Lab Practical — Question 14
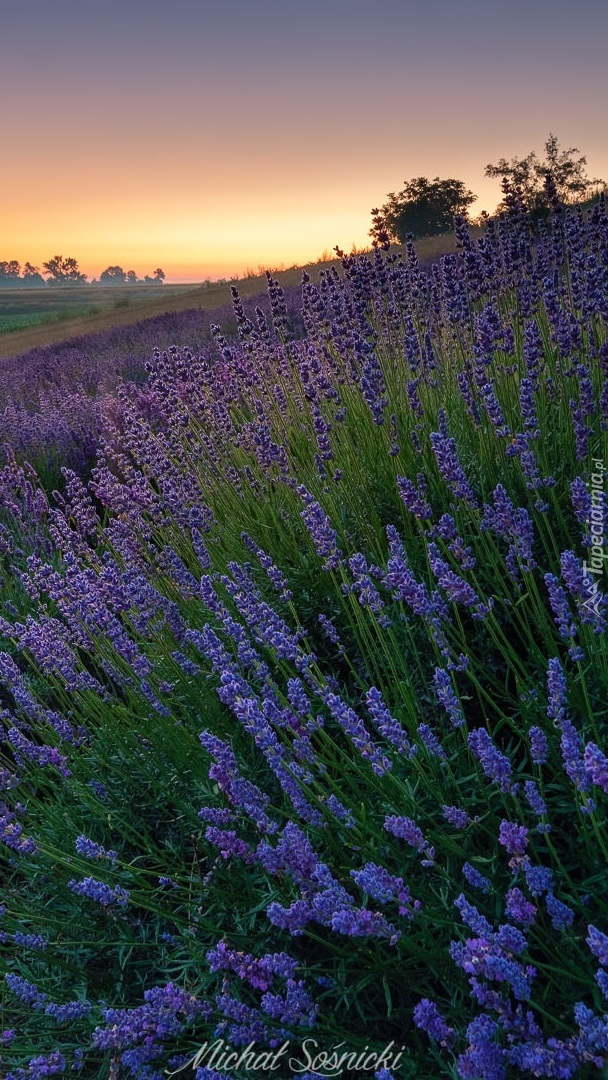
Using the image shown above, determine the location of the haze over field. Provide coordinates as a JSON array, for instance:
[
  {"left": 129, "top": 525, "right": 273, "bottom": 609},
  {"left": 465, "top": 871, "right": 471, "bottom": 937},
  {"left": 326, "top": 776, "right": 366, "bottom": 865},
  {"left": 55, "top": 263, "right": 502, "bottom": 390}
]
[{"left": 2, "top": 0, "right": 608, "bottom": 282}]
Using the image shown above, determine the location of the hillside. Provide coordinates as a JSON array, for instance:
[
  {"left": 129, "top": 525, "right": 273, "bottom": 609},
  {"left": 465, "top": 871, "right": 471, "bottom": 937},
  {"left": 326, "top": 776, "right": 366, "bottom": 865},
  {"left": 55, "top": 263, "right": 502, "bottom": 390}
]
[{"left": 0, "top": 231, "right": 471, "bottom": 360}]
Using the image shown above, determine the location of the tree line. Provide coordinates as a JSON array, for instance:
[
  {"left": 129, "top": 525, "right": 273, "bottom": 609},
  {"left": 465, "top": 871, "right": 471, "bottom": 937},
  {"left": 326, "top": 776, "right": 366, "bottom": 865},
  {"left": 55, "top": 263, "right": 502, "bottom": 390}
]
[
  {"left": 0, "top": 255, "right": 165, "bottom": 288},
  {"left": 370, "top": 133, "right": 606, "bottom": 245}
]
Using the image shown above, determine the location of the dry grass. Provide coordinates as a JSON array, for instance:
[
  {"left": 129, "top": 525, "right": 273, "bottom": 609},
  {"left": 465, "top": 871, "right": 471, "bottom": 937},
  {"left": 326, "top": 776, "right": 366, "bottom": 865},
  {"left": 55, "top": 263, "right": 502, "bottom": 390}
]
[{"left": 0, "top": 230, "right": 476, "bottom": 360}]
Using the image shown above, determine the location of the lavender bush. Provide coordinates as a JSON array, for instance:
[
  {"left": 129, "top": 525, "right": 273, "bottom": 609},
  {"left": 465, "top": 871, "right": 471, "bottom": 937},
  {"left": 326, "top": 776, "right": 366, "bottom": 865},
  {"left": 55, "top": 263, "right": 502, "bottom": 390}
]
[{"left": 0, "top": 201, "right": 607, "bottom": 1078}]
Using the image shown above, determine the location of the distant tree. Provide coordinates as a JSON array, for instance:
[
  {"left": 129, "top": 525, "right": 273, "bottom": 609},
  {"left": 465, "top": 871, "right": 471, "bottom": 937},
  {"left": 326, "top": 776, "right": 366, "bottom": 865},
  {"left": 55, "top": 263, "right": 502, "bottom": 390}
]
[
  {"left": 126, "top": 270, "right": 139, "bottom": 284},
  {"left": 485, "top": 133, "right": 603, "bottom": 216},
  {"left": 100, "top": 265, "right": 127, "bottom": 286},
  {"left": 370, "top": 177, "right": 477, "bottom": 244},
  {"left": 143, "top": 268, "right": 165, "bottom": 284},
  {"left": 22, "top": 262, "right": 46, "bottom": 287},
  {"left": 43, "top": 255, "right": 87, "bottom": 286},
  {"left": 0, "top": 260, "right": 22, "bottom": 286}
]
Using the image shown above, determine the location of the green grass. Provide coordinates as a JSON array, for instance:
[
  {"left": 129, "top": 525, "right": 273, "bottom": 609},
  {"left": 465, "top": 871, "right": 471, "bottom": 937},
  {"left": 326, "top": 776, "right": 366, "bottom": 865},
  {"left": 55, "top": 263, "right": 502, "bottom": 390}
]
[
  {"left": 0, "top": 313, "right": 51, "bottom": 333},
  {"left": 0, "top": 284, "right": 194, "bottom": 336}
]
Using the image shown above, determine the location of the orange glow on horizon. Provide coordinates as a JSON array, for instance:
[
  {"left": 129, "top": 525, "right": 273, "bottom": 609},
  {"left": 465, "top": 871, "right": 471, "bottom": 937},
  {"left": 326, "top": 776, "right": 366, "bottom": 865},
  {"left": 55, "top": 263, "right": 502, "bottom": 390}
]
[{"left": 2, "top": 176, "right": 511, "bottom": 284}]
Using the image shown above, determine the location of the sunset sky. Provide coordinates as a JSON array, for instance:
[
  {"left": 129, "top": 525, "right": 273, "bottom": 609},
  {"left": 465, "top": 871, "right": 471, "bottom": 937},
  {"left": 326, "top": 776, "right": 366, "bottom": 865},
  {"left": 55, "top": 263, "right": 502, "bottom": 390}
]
[{"left": 2, "top": 0, "right": 607, "bottom": 282}]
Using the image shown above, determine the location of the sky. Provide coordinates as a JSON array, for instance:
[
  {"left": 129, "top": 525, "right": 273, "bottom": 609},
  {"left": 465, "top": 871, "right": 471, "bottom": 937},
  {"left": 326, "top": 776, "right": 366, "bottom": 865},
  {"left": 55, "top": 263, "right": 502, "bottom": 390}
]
[{"left": 2, "top": 0, "right": 607, "bottom": 282}]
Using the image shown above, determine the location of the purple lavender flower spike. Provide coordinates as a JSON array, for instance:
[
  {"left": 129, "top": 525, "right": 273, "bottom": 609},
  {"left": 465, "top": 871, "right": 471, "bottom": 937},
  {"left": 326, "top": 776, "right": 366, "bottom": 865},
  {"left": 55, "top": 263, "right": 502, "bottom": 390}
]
[
  {"left": 413, "top": 999, "right": 455, "bottom": 1048},
  {"left": 523, "top": 780, "right": 547, "bottom": 818},
  {"left": 528, "top": 726, "right": 548, "bottom": 765},
  {"left": 297, "top": 487, "right": 342, "bottom": 570},
  {"left": 397, "top": 474, "right": 433, "bottom": 520},
  {"left": 506, "top": 888, "right": 536, "bottom": 927},
  {"left": 433, "top": 667, "right": 465, "bottom": 727},
  {"left": 468, "top": 728, "right": 515, "bottom": 793},
  {"left": 429, "top": 419, "right": 478, "bottom": 506},
  {"left": 365, "top": 686, "right": 413, "bottom": 755},
  {"left": 462, "top": 862, "right": 492, "bottom": 893},
  {"left": 587, "top": 925, "right": 608, "bottom": 965},
  {"left": 67, "top": 876, "right": 129, "bottom": 908},
  {"left": 442, "top": 805, "right": 471, "bottom": 829},
  {"left": 546, "top": 657, "right": 568, "bottom": 726},
  {"left": 498, "top": 820, "right": 529, "bottom": 859},
  {"left": 545, "top": 893, "right": 575, "bottom": 932},
  {"left": 417, "top": 722, "right": 448, "bottom": 762}
]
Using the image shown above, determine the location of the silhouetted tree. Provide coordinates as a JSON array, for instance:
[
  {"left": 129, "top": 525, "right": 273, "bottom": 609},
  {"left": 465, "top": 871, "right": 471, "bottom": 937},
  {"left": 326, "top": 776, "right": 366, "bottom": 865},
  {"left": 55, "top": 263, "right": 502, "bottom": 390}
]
[
  {"left": 143, "top": 268, "right": 165, "bottom": 284},
  {"left": 485, "top": 133, "right": 603, "bottom": 216},
  {"left": 0, "top": 260, "right": 22, "bottom": 286},
  {"left": 370, "top": 177, "right": 477, "bottom": 244},
  {"left": 100, "top": 265, "right": 127, "bottom": 286},
  {"left": 43, "top": 255, "right": 87, "bottom": 286},
  {"left": 22, "top": 262, "right": 45, "bottom": 287}
]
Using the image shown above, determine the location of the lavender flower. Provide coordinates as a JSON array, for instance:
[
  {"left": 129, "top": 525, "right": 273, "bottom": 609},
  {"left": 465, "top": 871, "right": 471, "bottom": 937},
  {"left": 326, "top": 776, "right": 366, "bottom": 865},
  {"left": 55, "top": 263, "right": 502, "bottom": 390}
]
[
  {"left": 365, "top": 686, "right": 413, "bottom": 755},
  {"left": 545, "top": 893, "right": 575, "bottom": 932},
  {"left": 323, "top": 690, "right": 391, "bottom": 774},
  {"left": 547, "top": 657, "right": 568, "bottom": 726},
  {"left": 442, "top": 805, "right": 471, "bottom": 829},
  {"left": 417, "top": 722, "right": 448, "bottom": 763},
  {"left": 468, "top": 728, "right": 515, "bottom": 793},
  {"left": 528, "top": 726, "right": 548, "bottom": 765},
  {"left": 498, "top": 820, "right": 529, "bottom": 858},
  {"left": 545, "top": 573, "right": 579, "bottom": 654},
  {"left": 462, "top": 862, "right": 492, "bottom": 893},
  {"left": 523, "top": 862, "right": 554, "bottom": 897},
  {"left": 297, "top": 487, "right": 342, "bottom": 570},
  {"left": 428, "top": 542, "right": 491, "bottom": 618},
  {"left": 523, "top": 780, "right": 547, "bottom": 818},
  {"left": 397, "top": 474, "right": 433, "bottom": 519},
  {"left": 506, "top": 888, "right": 537, "bottom": 927},
  {"left": 587, "top": 925, "right": 608, "bottom": 965},
  {"left": 75, "top": 835, "right": 117, "bottom": 863},
  {"left": 5, "top": 974, "right": 47, "bottom": 1008},
  {"left": 429, "top": 418, "right": 477, "bottom": 506},
  {"left": 207, "top": 942, "right": 298, "bottom": 990},
  {"left": 481, "top": 484, "right": 537, "bottom": 578},
  {"left": 384, "top": 815, "right": 427, "bottom": 852},
  {"left": 433, "top": 667, "right": 465, "bottom": 727},
  {"left": 351, "top": 862, "right": 419, "bottom": 918},
  {"left": 67, "top": 876, "right": 129, "bottom": 908},
  {"left": 583, "top": 742, "right": 608, "bottom": 793},
  {"left": 413, "top": 999, "right": 455, "bottom": 1048}
]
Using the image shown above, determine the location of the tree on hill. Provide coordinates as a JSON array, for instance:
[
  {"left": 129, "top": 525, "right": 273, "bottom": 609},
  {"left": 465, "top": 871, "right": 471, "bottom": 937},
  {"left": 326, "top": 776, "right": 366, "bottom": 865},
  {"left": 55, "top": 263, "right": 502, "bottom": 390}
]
[
  {"left": 43, "top": 255, "right": 87, "bottom": 286},
  {"left": 485, "top": 133, "right": 603, "bottom": 216},
  {"left": 370, "top": 176, "right": 477, "bottom": 245}
]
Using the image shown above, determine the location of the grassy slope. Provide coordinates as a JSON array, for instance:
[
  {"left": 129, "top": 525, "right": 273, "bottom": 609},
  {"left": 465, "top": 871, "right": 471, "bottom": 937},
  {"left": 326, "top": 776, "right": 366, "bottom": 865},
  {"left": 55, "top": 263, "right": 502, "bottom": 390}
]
[{"left": 0, "top": 230, "right": 475, "bottom": 360}]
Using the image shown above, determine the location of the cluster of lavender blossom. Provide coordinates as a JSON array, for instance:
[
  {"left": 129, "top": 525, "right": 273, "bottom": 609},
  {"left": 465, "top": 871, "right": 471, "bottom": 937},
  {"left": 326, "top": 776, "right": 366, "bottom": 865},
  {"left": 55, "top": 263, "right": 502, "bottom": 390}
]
[{"left": 0, "top": 198, "right": 607, "bottom": 1078}]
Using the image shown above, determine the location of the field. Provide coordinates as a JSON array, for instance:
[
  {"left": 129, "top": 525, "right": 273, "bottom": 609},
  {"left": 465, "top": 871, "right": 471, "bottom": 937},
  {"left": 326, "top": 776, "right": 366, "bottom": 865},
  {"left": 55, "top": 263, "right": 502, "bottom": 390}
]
[
  {"left": 0, "top": 205, "right": 607, "bottom": 1079},
  {"left": 0, "top": 283, "right": 203, "bottom": 356},
  {"left": 0, "top": 231, "right": 476, "bottom": 360}
]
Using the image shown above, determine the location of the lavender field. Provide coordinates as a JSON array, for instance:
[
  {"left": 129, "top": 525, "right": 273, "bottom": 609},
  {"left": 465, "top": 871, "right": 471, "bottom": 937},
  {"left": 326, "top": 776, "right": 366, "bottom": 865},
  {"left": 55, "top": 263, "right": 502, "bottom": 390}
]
[
  {"left": 1, "top": 201, "right": 608, "bottom": 1079},
  {"left": 0, "top": 286, "right": 305, "bottom": 487}
]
